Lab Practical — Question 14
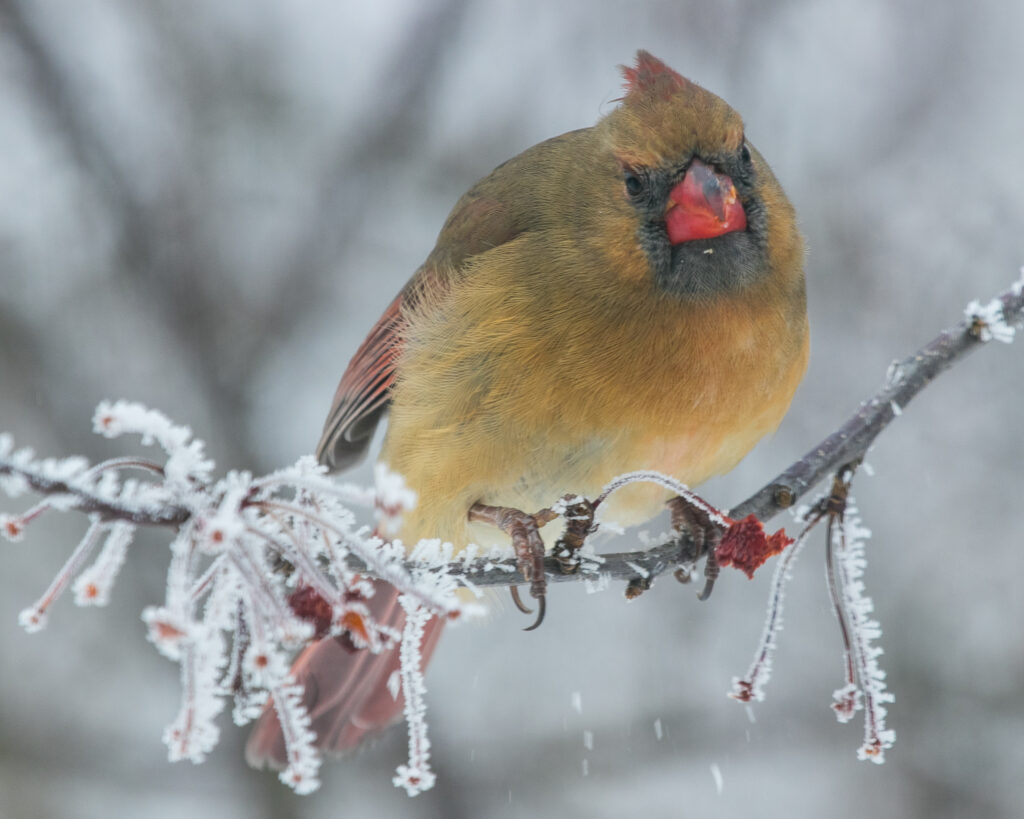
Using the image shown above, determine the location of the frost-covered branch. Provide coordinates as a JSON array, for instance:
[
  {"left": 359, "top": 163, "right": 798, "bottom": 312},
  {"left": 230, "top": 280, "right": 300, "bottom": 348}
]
[
  {"left": 1, "top": 401, "right": 479, "bottom": 795},
  {"left": 442, "top": 271, "right": 1024, "bottom": 588},
  {"left": 1, "top": 271, "right": 1020, "bottom": 793}
]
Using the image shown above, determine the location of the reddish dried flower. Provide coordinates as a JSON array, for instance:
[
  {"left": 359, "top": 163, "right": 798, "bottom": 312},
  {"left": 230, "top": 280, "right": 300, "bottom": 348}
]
[
  {"left": 716, "top": 514, "right": 793, "bottom": 579},
  {"left": 153, "top": 620, "right": 186, "bottom": 642},
  {"left": 340, "top": 611, "right": 369, "bottom": 644},
  {"left": 860, "top": 740, "right": 883, "bottom": 758},
  {"left": 288, "top": 586, "right": 332, "bottom": 640},
  {"left": 831, "top": 683, "right": 860, "bottom": 723},
  {"left": 729, "top": 679, "right": 755, "bottom": 703}
]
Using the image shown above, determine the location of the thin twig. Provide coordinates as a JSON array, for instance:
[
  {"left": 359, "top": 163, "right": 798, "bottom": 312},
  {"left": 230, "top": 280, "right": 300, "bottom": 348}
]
[{"left": 0, "top": 461, "right": 190, "bottom": 527}]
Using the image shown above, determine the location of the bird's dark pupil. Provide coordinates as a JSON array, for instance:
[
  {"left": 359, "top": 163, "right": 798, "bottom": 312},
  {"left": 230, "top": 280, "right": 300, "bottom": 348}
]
[
  {"left": 741, "top": 145, "right": 751, "bottom": 163},
  {"left": 625, "top": 174, "right": 643, "bottom": 195}
]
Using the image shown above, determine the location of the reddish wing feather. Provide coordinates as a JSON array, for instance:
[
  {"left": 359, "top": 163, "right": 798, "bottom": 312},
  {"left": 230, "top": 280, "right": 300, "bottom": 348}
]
[
  {"left": 316, "top": 189, "right": 523, "bottom": 473},
  {"left": 245, "top": 580, "right": 445, "bottom": 766},
  {"left": 316, "top": 293, "right": 404, "bottom": 471}
]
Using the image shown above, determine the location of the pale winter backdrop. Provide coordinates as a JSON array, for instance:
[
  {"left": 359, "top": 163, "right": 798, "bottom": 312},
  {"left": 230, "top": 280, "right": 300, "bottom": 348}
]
[{"left": 1, "top": 1, "right": 1022, "bottom": 817}]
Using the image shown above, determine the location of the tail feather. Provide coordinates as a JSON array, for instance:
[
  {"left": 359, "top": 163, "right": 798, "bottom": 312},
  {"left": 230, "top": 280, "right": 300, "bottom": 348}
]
[{"left": 245, "top": 579, "right": 445, "bottom": 769}]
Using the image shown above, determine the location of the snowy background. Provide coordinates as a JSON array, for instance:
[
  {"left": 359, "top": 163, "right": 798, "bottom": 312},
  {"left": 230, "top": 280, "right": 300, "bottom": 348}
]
[{"left": 1, "top": 1, "right": 1023, "bottom": 817}]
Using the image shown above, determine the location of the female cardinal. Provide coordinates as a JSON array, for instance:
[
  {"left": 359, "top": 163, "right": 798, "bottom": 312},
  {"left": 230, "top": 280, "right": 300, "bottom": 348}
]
[{"left": 247, "top": 51, "right": 807, "bottom": 766}]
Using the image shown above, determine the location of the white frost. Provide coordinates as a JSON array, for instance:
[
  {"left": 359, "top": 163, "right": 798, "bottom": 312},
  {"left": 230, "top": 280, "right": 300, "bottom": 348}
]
[
  {"left": 3, "top": 401, "right": 476, "bottom": 797},
  {"left": 965, "top": 297, "right": 1016, "bottom": 344}
]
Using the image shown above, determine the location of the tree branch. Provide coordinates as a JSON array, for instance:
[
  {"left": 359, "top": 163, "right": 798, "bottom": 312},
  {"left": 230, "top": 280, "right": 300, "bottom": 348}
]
[
  {"left": 2, "top": 276, "right": 1021, "bottom": 589},
  {"left": 441, "top": 275, "right": 1024, "bottom": 587}
]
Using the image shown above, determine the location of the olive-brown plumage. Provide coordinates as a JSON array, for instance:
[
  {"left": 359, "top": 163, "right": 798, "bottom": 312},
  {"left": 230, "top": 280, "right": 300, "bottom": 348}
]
[{"left": 248, "top": 51, "right": 807, "bottom": 767}]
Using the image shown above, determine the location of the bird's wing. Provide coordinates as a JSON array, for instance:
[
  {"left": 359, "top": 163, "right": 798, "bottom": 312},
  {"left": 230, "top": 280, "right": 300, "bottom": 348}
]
[
  {"left": 315, "top": 289, "right": 404, "bottom": 471},
  {"left": 315, "top": 186, "right": 527, "bottom": 471},
  {"left": 245, "top": 579, "right": 445, "bottom": 765}
]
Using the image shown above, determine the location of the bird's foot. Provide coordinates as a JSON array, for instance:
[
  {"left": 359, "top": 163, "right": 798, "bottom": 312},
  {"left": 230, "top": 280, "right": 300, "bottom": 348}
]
[
  {"left": 667, "top": 494, "right": 725, "bottom": 600},
  {"left": 551, "top": 495, "right": 595, "bottom": 574},
  {"left": 468, "top": 502, "right": 549, "bottom": 630}
]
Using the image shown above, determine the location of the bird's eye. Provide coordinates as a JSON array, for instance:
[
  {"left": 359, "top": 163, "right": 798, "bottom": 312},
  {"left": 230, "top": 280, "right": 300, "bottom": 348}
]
[
  {"left": 740, "top": 143, "right": 752, "bottom": 164},
  {"left": 624, "top": 172, "right": 644, "bottom": 197}
]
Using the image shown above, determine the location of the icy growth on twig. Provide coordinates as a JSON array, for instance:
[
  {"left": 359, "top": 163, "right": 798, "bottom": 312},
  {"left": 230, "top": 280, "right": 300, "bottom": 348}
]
[
  {"left": 1, "top": 401, "right": 476, "bottom": 796},
  {"left": 965, "top": 297, "right": 1016, "bottom": 343},
  {"left": 375, "top": 462, "right": 418, "bottom": 537},
  {"left": 19, "top": 519, "right": 106, "bottom": 632},
  {"left": 392, "top": 595, "right": 436, "bottom": 796},
  {"left": 163, "top": 623, "right": 227, "bottom": 764},
  {"left": 728, "top": 519, "right": 813, "bottom": 703},
  {"left": 73, "top": 522, "right": 134, "bottom": 606},
  {"left": 830, "top": 499, "right": 895, "bottom": 763},
  {"left": 93, "top": 400, "right": 214, "bottom": 488},
  {"left": 595, "top": 470, "right": 729, "bottom": 527},
  {"left": 730, "top": 480, "right": 895, "bottom": 764},
  {"left": 270, "top": 676, "right": 321, "bottom": 795}
]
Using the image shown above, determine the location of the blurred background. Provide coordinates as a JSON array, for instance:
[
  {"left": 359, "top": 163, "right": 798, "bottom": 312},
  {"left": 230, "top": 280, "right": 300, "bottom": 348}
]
[{"left": 1, "top": 1, "right": 1022, "bottom": 817}]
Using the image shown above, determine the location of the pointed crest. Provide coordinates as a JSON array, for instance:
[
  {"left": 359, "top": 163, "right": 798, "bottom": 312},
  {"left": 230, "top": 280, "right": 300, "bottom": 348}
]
[{"left": 621, "top": 50, "right": 688, "bottom": 99}]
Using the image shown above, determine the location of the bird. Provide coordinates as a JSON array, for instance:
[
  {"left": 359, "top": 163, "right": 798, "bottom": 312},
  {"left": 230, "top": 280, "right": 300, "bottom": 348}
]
[{"left": 246, "top": 50, "right": 807, "bottom": 767}]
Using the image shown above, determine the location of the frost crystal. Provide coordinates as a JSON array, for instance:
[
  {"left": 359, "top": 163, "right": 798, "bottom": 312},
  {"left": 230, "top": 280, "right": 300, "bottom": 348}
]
[
  {"left": 965, "top": 297, "right": 1016, "bottom": 344},
  {"left": 270, "top": 677, "right": 321, "bottom": 795},
  {"left": 163, "top": 624, "right": 227, "bottom": 764},
  {"left": 93, "top": 400, "right": 214, "bottom": 488},
  {"left": 595, "top": 470, "right": 729, "bottom": 527},
  {"left": 73, "top": 522, "right": 134, "bottom": 606},
  {"left": 831, "top": 500, "right": 895, "bottom": 763},
  {"left": 728, "top": 526, "right": 810, "bottom": 703},
  {"left": 392, "top": 596, "right": 436, "bottom": 797}
]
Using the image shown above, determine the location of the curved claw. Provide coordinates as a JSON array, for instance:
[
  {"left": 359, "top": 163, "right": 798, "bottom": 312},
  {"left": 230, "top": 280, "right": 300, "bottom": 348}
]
[
  {"left": 697, "top": 548, "right": 720, "bottom": 601},
  {"left": 696, "top": 577, "right": 716, "bottom": 601},
  {"left": 522, "top": 594, "right": 546, "bottom": 632},
  {"left": 509, "top": 585, "right": 533, "bottom": 614}
]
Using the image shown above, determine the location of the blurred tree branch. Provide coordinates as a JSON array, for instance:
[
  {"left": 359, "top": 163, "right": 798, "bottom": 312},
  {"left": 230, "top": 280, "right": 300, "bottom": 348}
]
[{"left": 0, "top": 0, "right": 468, "bottom": 473}]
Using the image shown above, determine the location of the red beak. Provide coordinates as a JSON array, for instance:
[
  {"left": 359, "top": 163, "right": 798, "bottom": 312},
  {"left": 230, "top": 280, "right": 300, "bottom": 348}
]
[{"left": 665, "top": 159, "right": 747, "bottom": 244}]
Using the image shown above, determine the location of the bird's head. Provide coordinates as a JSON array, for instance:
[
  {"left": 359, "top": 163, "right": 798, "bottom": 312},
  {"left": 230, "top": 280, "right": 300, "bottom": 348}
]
[{"left": 588, "top": 50, "right": 802, "bottom": 301}]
